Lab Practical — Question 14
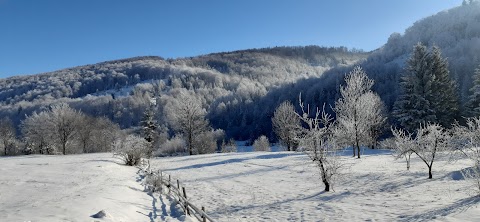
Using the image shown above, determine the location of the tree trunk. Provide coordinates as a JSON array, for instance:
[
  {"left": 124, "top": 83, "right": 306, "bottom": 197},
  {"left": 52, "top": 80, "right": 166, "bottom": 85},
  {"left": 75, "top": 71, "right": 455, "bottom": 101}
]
[
  {"left": 323, "top": 180, "right": 330, "bottom": 192},
  {"left": 356, "top": 141, "right": 360, "bottom": 159},
  {"left": 406, "top": 154, "right": 411, "bottom": 170},
  {"left": 428, "top": 165, "right": 433, "bottom": 179},
  {"left": 188, "top": 133, "right": 193, "bottom": 155},
  {"left": 352, "top": 144, "right": 355, "bottom": 157}
]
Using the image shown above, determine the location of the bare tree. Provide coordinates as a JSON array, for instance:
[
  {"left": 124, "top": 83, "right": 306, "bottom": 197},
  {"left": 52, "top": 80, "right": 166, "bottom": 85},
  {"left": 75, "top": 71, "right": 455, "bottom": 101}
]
[
  {"left": 272, "top": 101, "right": 301, "bottom": 151},
  {"left": 21, "top": 111, "right": 55, "bottom": 154},
  {"left": 0, "top": 117, "right": 16, "bottom": 156},
  {"left": 452, "top": 117, "right": 480, "bottom": 194},
  {"left": 296, "top": 97, "right": 341, "bottom": 192},
  {"left": 168, "top": 93, "right": 210, "bottom": 155},
  {"left": 391, "top": 127, "right": 415, "bottom": 170},
  {"left": 392, "top": 123, "right": 449, "bottom": 179},
  {"left": 50, "top": 103, "right": 83, "bottom": 155},
  {"left": 334, "top": 66, "right": 386, "bottom": 158}
]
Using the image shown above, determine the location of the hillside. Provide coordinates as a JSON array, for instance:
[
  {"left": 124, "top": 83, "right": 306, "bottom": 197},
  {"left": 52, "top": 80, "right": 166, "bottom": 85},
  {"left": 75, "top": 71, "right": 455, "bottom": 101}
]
[{"left": 0, "top": 46, "right": 367, "bottom": 139}]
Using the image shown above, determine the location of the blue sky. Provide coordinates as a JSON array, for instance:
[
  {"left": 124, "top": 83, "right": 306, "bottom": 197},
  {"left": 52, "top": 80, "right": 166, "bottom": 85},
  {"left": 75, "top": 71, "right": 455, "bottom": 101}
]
[{"left": 0, "top": 0, "right": 461, "bottom": 78}]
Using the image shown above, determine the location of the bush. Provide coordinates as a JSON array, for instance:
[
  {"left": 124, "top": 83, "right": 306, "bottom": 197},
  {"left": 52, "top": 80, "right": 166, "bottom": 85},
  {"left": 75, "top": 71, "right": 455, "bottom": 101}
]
[
  {"left": 221, "top": 138, "right": 237, "bottom": 153},
  {"left": 253, "top": 135, "right": 270, "bottom": 152},
  {"left": 114, "top": 135, "right": 149, "bottom": 166},
  {"left": 155, "top": 136, "right": 186, "bottom": 156},
  {"left": 195, "top": 131, "right": 217, "bottom": 154}
]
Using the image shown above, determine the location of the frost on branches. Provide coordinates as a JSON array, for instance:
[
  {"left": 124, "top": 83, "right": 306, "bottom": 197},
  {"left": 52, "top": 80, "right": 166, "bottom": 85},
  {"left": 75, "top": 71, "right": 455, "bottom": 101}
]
[
  {"left": 295, "top": 96, "right": 342, "bottom": 192},
  {"left": 392, "top": 123, "right": 449, "bottom": 179},
  {"left": 452, "top": 117, "right": 480, "bottom": 194},
  {"left": 114, "top": 134, "right": 150, "bottom": 166}
]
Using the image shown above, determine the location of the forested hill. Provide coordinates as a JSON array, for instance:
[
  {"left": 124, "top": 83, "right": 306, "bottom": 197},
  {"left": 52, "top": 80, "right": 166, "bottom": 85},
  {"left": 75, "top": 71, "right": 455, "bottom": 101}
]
[{"left": 0, "top": 46, "right": 367, "bottom": 139}]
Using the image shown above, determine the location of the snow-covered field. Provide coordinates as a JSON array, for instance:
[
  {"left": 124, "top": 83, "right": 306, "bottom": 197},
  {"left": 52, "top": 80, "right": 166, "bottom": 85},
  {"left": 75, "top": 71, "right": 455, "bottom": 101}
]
[
  {"left": 0, "top": 153, "right": 190, "bottom": 222},
  {"left": 1, "top": 150, "right": 479, "bottom": 221},
  {"left": 151, "top": 150, "right": 480, "bottom": 221}
]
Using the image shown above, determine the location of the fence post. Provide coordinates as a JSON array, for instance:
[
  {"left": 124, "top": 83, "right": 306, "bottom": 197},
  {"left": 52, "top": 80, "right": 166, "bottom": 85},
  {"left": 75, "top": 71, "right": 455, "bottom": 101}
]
[
  {"left": 177, "top": 179, "right": 181, "bottom": 203},
  {"left": 182, "top": 187, "right": 190, "bottom": 215},
  {"left": 168, "top": 175, "right": 171, "bottom": 193},
  {"left": 159, "top": 171, "right": 163, "bottom": 193},
  {"left": 202, "top": 206, "right": 206, "bottom": 222}
]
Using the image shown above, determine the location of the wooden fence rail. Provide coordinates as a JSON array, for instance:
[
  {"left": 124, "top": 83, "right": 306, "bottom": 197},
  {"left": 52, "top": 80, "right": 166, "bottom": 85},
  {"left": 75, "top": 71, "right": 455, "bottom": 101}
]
[{"left": 142, "top": 161, "right": 216, "bottom": 222}]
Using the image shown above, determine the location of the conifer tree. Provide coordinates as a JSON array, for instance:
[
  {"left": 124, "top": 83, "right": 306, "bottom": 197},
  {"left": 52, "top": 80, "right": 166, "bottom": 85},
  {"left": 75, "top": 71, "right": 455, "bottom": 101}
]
[
  {"left": 429, "top": 45, "right": 459, "bottom": 127},
  {"left": 467, "top": 65, "right": 480, "bottom": 116},
  {"left": 393, "top": 43, "right": 458, "bottom": 132},
  {"left": 393, "top": 43, "right": 436, "bottom": 132},
  {"left": 141, "top": 105, "right": 157, "bottom": 157}
]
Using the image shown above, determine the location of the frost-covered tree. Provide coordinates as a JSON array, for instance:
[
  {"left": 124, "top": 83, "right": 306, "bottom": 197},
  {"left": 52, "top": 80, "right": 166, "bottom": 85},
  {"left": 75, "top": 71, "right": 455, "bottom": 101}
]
[
  {"left": 295, "top": 97, "right": 341, "bottom": 192},
  {"left": 168, "top": 93, "right": 210, "bottom": 155},
  {"left": 50, "top": 103, "right": 83, "bottom": 155},
  {"left": 452, "top": 117, "right": 480, "bottom": 194},
  {"left": 0, "top": 117, "right": 16, "bottom": 156},
  {"left": 21, "top": 111, "right": 55, "bottom": 154},
  {"left": 253, "top": 135, "right": 270, "bottom": 152},
  {"left": 393, "top": 43, "right": 436, "bottom": 132},
  {"left": 391, "top": 127, "right": 415, "bottom": 170},
  {"left": 429, "top": 46, "right": 459, "bottom": 127},
  {"left": 141, "top": 105, "right": 157, "bottom": 157},
  {"left": 272, "top": 101, "right": 300, "bottom": 151},
  {"left": 334, "top": 66, "right": 386, "bottom": 158},
  {"left": 393, "top": 43, "right": 459, "bottom": 132},
  {"left": 466, "top": 65, "right": 480, "bottom": 116},
  {"left": 392, "top": 123, "right": 449, "bottom": 179}
]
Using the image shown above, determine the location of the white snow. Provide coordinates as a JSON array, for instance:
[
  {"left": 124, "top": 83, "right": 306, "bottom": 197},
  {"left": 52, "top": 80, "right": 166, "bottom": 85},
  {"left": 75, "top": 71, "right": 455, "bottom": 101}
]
[
  {"left": 150, "top": 149, "right": 480, "bottom": 221},
  {"left": 1, "top": 150, "right": 479, "bottom": 221},
  {"left": 0, "top": 153, "right": 194, "bottom": 222}
]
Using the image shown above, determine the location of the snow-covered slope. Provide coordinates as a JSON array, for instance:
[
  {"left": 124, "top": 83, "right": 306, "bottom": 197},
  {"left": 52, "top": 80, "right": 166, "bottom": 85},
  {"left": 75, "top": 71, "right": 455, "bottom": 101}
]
[
  {"left": 0, "top": 154, "right": 192, "bottom": 222},
  {"left": 150, "top": 150, "right": 480, "bottom": 221},
  {"left": 1, "top": 151, "right": 479, "bottom": 221}
]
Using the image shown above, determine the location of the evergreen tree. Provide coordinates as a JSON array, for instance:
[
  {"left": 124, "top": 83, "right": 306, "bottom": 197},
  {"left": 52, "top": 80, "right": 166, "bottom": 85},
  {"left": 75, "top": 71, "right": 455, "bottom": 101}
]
[
  {"left": 393, "top": 43, "right": 436, "bottom": 132},
  {"left": 467, "top": 65, "right": 480, "bottom": 116},
  {"left": 393, "top": 43, "right": 458, "bottom": 132},
  {"left": 141, "top": 105, "right": 157, "bottom": 157},
  {"left": 429, "top": 45, "right": 459, "bottom": 127}
]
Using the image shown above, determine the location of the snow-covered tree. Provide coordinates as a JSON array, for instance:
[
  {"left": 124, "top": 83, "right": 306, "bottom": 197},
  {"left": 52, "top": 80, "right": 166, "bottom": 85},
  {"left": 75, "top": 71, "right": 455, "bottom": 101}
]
[
  {"left": 452, "top": 117, "right": 480, "bottom": 194},
  {"left": 168, "top": 93, "right": 210, "bottom": 155},
  {"left": 50, "top": 103, "right": 83, "bottom": 155},
  {"left": 0, "top": 117, "right": 16, "bottom": 156},
  {"left": 272, "top": 101, "right": 301, "bottom": 151},
  {"left": 393, "top": 43, "right": 436, "bottom": 132},
  {"left": 429, "top": 45, "right": 459, "bottom": 127},
  {"left": 334, "top": 66, "right": 386, "bottom": 158},
  {"left": 295, "top": 97, "right": 341, "bottom": 192},
  {"left": 466, "top": 65, "right": 480, "bottom": 116},
  {"left": 391, "top": 127, "right": 415, "bottom": 170},
  {"left": 392, "top": 123, "right": 449, "bottom": 179},
  {"left": 21, "top": 111, "right": 55, "bottom": 154},
  {"left": 141, "top": 105, "right": 157, "bottom": 157},
  {"left": 253, "top": 135, "right": 270, "bottom": 152},
  {"left": 393, "top": 43, "right": 459, "bottom": 132}
]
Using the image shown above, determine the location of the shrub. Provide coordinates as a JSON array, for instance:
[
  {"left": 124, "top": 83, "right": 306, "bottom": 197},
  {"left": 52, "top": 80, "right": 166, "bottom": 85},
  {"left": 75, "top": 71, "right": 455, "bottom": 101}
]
[
  {"left": 253, "top": 135, "right": 270, "bottom": 152},
  {"left": 114, "top": 135, "right": 149, "bottom": 166}
]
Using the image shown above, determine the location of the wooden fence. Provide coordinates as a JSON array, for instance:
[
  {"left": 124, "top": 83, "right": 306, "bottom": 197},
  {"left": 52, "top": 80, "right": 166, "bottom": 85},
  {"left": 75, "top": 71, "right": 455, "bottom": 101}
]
[{"left": 142, "top": 162, "right": 217, "bottom": 222}]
